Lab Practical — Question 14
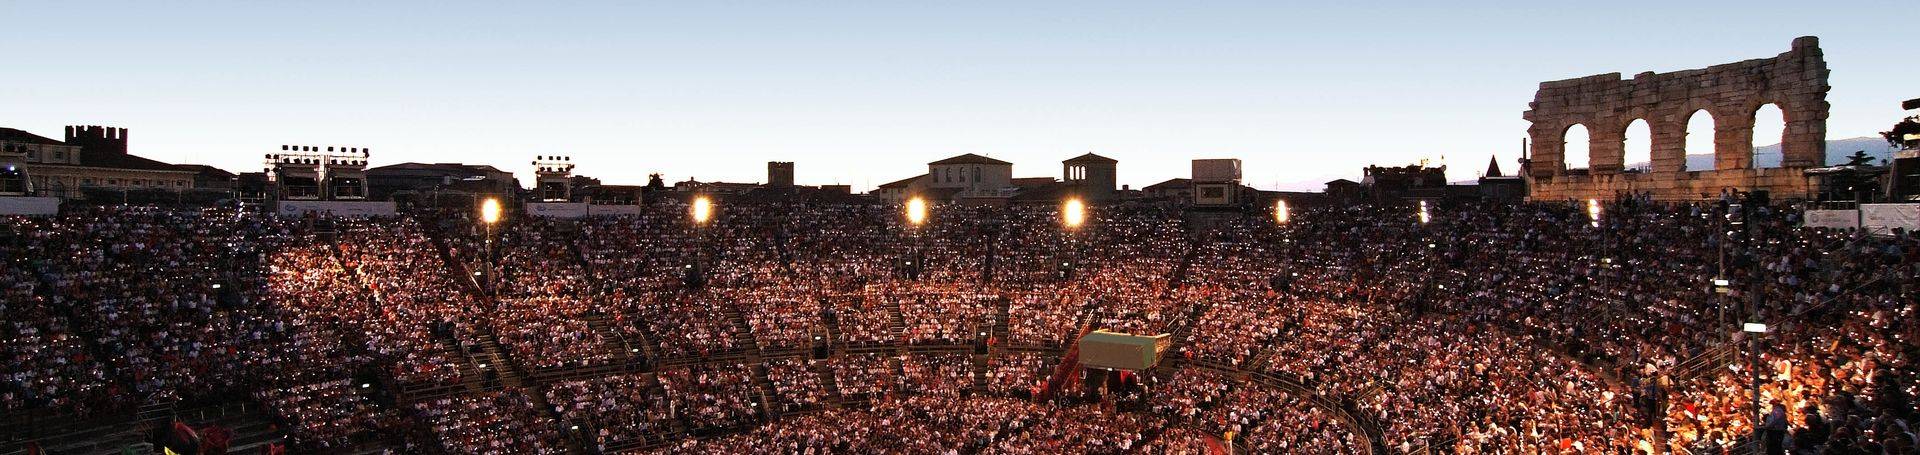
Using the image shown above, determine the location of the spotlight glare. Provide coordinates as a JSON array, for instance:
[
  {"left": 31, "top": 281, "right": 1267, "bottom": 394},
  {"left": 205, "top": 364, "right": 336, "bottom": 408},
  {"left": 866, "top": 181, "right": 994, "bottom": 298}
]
[
  {"left": 906, "top": 197, "right": 929, "bottom": 226},
  {"left": 479, "top": 198, "right": 502, "bottom": 225},
  {"left": 691, "top": 196, "right": 714, "bottom": 224},
  {"left": 1062, "top": 198, "right": 1086, "bottom": 229}
]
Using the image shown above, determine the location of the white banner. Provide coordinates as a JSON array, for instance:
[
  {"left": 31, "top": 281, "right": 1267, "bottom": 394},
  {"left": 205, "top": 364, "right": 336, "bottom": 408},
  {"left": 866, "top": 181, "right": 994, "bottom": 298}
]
[
  {"left": 526, "top": 202, "right": 589, "bottom": 218},
  {"left": 276, "top": 200, "right": 397, "bottom": 217},
  {"left": 1802, "top": 209, "right": 1859, "bottom": 229},
  {"left": 0, "top": 196, "right": 60, "bottom": 216},
  {"left": 1862, "top": 204, "right": 1920, "bottom": 235}
]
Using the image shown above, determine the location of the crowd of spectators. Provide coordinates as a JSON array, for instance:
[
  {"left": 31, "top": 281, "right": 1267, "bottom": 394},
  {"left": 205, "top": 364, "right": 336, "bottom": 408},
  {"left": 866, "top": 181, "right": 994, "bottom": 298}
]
[
  {"left": 5, "top": 196, "right": 1914, "bottom": 454},
  {"left": 412, "top": 388, "right": 566, "bottom": 454},
  {"left": 544, "top": 372, "right": 674, "bottom": 452}
]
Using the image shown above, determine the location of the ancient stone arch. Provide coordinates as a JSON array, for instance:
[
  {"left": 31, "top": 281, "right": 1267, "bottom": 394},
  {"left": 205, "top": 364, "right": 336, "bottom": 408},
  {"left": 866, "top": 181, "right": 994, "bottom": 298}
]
[{"left": 1522, "top": 37, "right": 1829, "bottom": 200}]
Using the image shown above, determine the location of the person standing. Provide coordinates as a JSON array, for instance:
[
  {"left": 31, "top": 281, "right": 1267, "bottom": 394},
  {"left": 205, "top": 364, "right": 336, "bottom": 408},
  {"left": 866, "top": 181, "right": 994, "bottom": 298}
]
[{"left": 1760, "top": 401, "right": 1788, "bottom": 455}]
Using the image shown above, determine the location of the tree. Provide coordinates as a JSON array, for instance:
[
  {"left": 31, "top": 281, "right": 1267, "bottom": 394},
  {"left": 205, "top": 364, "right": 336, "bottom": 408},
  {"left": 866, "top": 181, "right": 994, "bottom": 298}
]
[
  {"left": 1844, "top": 150, "right": 1875, "bottom": 167},
  {"left": 1883, "top": 116, "right": 1920, "bottom": 149}
]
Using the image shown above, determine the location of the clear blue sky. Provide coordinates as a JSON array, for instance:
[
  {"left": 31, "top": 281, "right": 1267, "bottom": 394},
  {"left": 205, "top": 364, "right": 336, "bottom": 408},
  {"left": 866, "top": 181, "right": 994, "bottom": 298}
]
[{"left": 2, "top": 1, "right": 1912, "bottom": 191}]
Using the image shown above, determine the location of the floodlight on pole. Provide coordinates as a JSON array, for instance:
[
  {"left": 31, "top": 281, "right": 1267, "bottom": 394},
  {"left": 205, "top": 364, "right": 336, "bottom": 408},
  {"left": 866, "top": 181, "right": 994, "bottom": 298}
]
[
  {"left": 906, "top": 197, "right": 929, "bottom": 226},
  {"left": 479, "top": 198, "right": 502, "bottom": 225},
  {"left": 691, "top": 196, "right": 714, "bottom": 225},
  {"left": 1274, "top": 199, "right": 1290, "bottom": 224},
  {"left": 1062, "top": 198, "right": 1086, "bottom": 229}
]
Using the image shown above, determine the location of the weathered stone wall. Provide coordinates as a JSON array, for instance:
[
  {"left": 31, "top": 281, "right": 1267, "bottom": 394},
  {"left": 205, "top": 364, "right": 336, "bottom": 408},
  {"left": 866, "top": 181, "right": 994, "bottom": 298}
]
[{"left": 1522, "top": 36, "right": 1830, "bottom": 201}]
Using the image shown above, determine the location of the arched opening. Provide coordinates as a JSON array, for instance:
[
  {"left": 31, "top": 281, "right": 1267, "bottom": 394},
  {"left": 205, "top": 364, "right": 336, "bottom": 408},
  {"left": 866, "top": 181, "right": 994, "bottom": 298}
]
[
  {"left": 1684, "top": 110, "right": 1716, "bottom": 170},
  {"left": 1751, "top": 103, "right": 1786, "bottom": 168},
  {"left": 1624, "top": 119, "right": 1652, "bottom": 172},
  {"left": 1562, "top": 124, "right": 1590, "bottom": 171}
]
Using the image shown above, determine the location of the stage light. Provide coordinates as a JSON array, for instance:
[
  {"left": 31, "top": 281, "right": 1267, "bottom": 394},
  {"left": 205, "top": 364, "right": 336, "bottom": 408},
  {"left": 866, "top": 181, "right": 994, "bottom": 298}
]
[
  {"left": 691, "top": 196, "right": 714, "bottom": 225},
  {"left": 906, "top": 197, "right": 929, "bottom": 226},
  {"left": 1062, "top": 198, "right": 1086, "bottom": 229},
  {"left": 1274, "top": 199, "right": 1290, "bottom": 224},
  {"left": 1417, "top": 200, "right": 1431, "bottom": 224},
  {"left": 480, "top": 198, "right": 502, "bottom": 225}
]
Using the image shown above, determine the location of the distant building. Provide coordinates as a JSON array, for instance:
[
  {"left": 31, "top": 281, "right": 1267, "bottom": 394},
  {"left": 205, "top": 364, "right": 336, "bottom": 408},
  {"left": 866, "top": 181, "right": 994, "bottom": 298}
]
[
  {"left": 1360, "top": 163, "right": 1448, "bottom": 201},
  {"left": 1191, "top": 159, "right": 1244, "bottom": 207},
  {"left": 768, "top": 161, "right": 795, "bottom": 188},
  {"left": 1143, "top": 178, "right": 1193, "bottom": 202},
  {"left": 1062, "top": 153, "right": 1118, "bottom": 201},
  {"left": 1324, "top": 179, "right": 1362, "bottom": 204},
  {"left": 0, "top": 126, "right": 202, "bottom": 199},
  {"left": 928, "top": 153, "right": 1014, "bottom": 200},
  {"left": 176, "top": 164, "right": 239, "bottom": 190},
  {"left": 873, "top": 174, "right": 927, "bottom": 203},
  {"left": 366, "top": 162, "right": 518, "bottom": 202},
  {"left": 1476, "top": 156, "right": 1526, "bottom": 202}
]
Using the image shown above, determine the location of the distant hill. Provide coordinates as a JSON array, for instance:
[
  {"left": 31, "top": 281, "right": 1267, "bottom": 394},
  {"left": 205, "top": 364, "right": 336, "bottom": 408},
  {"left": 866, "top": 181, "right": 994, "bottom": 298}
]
[{"left": 1626, "top": 136, "right": 1897, "bottom": 170}]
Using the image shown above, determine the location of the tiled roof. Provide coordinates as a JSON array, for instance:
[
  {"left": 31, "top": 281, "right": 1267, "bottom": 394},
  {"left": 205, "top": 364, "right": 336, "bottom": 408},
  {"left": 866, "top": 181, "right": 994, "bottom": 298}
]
[
  {"left": 929, "top": 153, "right": 1011, "bottom": 166},
  {"left": 1062, "top": 152, "right": 1117, "bottom": 164},
  {"left": 0, "top": 128, "right": 66, "bottom": 146}
]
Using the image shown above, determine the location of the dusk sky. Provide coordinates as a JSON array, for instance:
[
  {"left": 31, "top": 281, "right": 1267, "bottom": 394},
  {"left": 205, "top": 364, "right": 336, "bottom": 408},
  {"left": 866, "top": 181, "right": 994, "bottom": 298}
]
[{"left": 2, "top": 1, "right": 1913, "bottom": 191}]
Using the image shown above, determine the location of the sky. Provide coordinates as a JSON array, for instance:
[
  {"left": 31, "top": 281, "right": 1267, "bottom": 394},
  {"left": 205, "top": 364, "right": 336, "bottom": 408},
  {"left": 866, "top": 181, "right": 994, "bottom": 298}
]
[{"left": 1, "top": 1, "right": 1914, "bottom": 192}]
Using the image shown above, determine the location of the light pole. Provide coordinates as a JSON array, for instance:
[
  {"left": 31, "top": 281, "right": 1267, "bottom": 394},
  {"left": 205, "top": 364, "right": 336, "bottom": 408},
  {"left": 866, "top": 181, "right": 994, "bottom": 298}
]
[
  {"left": 479, "top": 197, "right": 501, "bottom": 295},
  {"left": 1061, "top": 197, "right": 1086, "bottom": 281},
  {"left": 905, "top": 197, "right": 928, "bottom": 280},
  {"left": 689, "top": 195, "right": 714, "bottom": 288}
]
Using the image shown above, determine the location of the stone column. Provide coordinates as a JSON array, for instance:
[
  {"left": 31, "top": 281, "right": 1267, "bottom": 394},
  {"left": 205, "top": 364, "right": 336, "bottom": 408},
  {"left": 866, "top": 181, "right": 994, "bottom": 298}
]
[
  {"left": 1779, "top": 103, "right": 1827, "bottom": 168},
  {"left": 1714, "top": 111, "right": 1755, "bottom": 171},
  {"left": 1650, "top": 117, "right": 1689, "bottom": 173},
  {"left": 1528, "top": 125, "right": 1563, "bottom": 178},
  {"left": 1588, "top": 123, "right": 1626, "bottom": 175}
]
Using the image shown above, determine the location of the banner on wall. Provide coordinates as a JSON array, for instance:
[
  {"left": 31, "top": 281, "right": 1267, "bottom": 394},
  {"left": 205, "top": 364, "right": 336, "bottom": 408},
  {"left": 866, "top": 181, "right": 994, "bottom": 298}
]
[
  {"left": 525, "top": 202, "right": 589, "bottom": 218},
  {"left": 525, "top": 202, "right": 642, "bottom": 217},
  {"left": 588, "top": 204, "right": 643, "bottom": 216},
  {"left": 1862, "top": 203, "right": 1920, "bottom": 235},
  {"left": 275, "top": 201, "right": 397, "bottom": 217},
  {"left": 1803, "top": 209, "right": 1859, "bottom": 229},
  {"left": 0, "top": 196, "right": 60, "bottom": 216}
]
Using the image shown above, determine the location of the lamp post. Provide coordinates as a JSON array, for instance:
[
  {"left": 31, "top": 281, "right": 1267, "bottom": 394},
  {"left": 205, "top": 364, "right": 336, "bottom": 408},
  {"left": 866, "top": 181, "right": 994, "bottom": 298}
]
[
  {"left": 1061, "top": 197, "right": 1086, "bottom": 281},
  {"left": 906, "top": 197, "right": 928, "bottom": 280},
  {"left": 690, "top": 195, "right": 713, "bottom": 284},
  {"left": 479, "top": 197, "right": 501, "bottom": 295}
]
